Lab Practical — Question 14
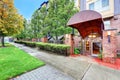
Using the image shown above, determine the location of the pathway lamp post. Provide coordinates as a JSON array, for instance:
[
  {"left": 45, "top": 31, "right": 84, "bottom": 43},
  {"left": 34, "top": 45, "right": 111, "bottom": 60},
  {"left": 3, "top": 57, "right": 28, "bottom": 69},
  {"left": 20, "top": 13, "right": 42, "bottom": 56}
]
[
  {"left": 71, "top": 28, "right": 74, "bottom": 55},
  {"left": 107, "top": 31, "right": 111, "bottom": 43}
]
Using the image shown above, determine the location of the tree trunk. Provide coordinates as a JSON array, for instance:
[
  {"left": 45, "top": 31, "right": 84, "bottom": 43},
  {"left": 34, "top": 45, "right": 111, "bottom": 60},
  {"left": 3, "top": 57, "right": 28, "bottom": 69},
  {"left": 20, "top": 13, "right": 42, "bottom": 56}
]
[
  {"left": 1, "top": 36, "right": 5, "bottom": 47},
  {"left": 55, "top": 32, "right": 58, "bottom": 43}
]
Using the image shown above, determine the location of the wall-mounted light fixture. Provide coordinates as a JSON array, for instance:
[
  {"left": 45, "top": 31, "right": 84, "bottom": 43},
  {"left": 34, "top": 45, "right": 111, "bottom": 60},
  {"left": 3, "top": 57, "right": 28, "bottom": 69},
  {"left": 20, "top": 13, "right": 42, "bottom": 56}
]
[
  {"left": 88, "top": 33, "right": 97, "bottom": 38},
  {"left": 107, "top": 31, "right": 111, "bottom": 43},
  {"left": 88, "top": 35, "right": 96, "bottom": 38}
]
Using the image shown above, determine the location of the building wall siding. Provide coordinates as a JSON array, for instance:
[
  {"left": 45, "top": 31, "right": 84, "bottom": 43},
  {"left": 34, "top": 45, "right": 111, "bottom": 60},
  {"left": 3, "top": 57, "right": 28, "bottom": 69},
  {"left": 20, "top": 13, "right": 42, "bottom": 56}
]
[
  {"left": 80, "top": 0, "right": 86, "bottom": 11},
  {"left": 114, "top": 0, "right": 120, "bottom": 15},
  {"left": 111, "top": 15, "right": 120, "bottom": 32},
  {"left": 86, "top": 0, "right": 114, "bottom": 18}
]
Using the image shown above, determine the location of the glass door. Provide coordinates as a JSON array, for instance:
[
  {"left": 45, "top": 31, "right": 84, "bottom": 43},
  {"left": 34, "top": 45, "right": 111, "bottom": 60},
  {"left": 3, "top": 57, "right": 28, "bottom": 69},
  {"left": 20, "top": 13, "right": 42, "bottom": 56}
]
[{"left": 93, "top": 42, "right": 101, "bottom": 54}]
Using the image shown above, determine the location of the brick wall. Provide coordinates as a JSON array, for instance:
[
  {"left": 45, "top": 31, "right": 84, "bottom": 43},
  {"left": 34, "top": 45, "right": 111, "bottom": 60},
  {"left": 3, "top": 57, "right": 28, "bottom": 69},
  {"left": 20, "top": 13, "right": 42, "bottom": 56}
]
[
  {"left": 73, "top": 36, "right": 82, "bottom": 48},
  {"left": 116, "top": 35, "right": 120, "bottom": 50},
  {"left": 41, "top": 37, "right": 48, "bottom": 43},
  {"left": 102, "top": 30, "right": 117, "bottom": 63},
  {"left": 111, "top": 14, "right": 120, "bottom": 50},
  {"left": 64, "top": 34, "right": 74, "bottom": 55},
  {"left": 111, "top": 14, "right": 120, "bottom": 32}
]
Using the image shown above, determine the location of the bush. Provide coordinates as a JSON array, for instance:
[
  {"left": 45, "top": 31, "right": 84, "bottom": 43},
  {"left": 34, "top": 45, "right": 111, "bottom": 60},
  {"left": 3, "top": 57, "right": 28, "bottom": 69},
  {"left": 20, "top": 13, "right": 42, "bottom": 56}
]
[
  {"left": 36, "top": 42, "right": 70, "bottom": 56},
  {"left": 14, "top": 40, "right": 24, "bottom": 44},
  {"left": 74, "top": 48, "right": 80, "bottom": 54},
  {"left": 14, "top": 41, "right": 70, "bottom": 56},
  {"left": 98, "top": 53, "right": 102, "bottom": 60},
  {"left": 98, "top": 49, "right": 103, "bottom": 60},
  {"left": 14, "top": 41, "right": 36, "bottom": 47},
  {"left": 23, "top": 41, "right": 35, "bottom": 47}
]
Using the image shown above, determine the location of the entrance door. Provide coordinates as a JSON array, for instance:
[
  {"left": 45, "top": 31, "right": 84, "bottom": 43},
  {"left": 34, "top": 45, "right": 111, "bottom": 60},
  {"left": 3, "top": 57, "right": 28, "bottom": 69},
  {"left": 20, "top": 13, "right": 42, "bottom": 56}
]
[
  {"left": 93, "top": 42, "right": 101, "bottom": 54},
  {"left": 85, "top": 41, "right": 90, "bottom": 51}
]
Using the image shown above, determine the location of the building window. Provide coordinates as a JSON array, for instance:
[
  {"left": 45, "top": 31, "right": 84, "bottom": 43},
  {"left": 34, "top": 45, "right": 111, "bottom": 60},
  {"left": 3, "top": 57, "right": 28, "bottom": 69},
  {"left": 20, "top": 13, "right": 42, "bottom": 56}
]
[
  {"left": 102, "top": 0, "right": 109, "bottom": 7},
  {"left": 104, "top": 20, "right": 111, "bottom": 30},
  {"left": 88, "top": 0, "right": 109, "bottom": 12},
  {"left": 89, "top": 3, "right": 94, "bottom": 10}
]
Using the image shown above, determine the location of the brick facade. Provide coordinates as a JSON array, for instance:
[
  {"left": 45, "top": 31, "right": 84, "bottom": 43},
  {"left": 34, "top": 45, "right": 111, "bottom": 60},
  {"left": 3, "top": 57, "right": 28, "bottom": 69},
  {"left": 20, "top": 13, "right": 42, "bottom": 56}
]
[
  {"left": 41, "top": 37, "right": 48, "bottom": 43},
  {"left": 73, "top": 36, "right": 82, "bottom": 48},
  {"left": 110, "top": 14, "right": 120, "bottom": 50},
  {"left": 102, "top": 30, "right": 117, "bottom": 63},
  {"left": 64, "top": 34, "right": 74, "bottom": 55}
]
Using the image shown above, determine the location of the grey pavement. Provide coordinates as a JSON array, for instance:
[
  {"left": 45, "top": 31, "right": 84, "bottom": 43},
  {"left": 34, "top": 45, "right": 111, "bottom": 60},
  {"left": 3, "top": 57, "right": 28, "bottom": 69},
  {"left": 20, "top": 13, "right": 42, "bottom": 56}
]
[
  {"left": 11, "top": 43, "right": 120, "bottom": 80},
  {"left": 82, "top": 64, "right": 120, "bottom": 80}
]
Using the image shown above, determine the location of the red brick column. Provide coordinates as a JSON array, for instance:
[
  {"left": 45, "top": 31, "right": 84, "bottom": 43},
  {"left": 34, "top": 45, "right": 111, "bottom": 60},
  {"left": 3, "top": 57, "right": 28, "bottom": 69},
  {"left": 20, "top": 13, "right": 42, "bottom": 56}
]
[
  {"left": 32, "top": 38, "right": 37, "bottom": 42},
  {"left": 41, "top": 37, "right": 48, "bottom": 43},
  {"left": 102, "top": 30, "right": 117, "bottom": 63},
  {"left": 64, "top": 34, "right": 74, "bottom": 55}
]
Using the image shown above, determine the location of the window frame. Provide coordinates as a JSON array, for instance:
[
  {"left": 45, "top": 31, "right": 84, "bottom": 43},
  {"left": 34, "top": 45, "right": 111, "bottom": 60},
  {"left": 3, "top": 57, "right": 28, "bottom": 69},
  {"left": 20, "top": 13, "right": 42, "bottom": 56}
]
[
  {"left": 102, "top": 0, "right": 109, "bottom": 7},
  {"left": 89, "top": 2, "right": 94, "bottom": 10}
]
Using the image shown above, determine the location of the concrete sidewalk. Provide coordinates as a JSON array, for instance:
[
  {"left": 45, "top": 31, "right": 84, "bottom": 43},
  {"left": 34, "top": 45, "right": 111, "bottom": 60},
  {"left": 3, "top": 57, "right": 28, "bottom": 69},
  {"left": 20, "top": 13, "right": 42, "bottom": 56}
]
[{"left": 12, "top": 43, "right": 120, "bottom": 80}]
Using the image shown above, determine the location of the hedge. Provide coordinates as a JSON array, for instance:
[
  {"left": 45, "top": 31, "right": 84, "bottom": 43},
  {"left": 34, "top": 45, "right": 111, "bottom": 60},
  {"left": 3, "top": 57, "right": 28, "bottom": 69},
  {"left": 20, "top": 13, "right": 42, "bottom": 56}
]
[
  {"left": 14, "top": 41, "right": 36, "bottom": 47},
  {"left": 14, "top": 41, "right": 70, "bottom": 56},
  {"left": 14, "top": 40, "right": 24, "bottom": 44}
]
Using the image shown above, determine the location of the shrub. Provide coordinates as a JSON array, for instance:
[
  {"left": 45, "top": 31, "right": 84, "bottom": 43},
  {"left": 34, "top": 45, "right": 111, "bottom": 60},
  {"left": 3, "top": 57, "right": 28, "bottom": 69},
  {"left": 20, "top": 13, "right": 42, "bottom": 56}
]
[
  {"left": 36, "top": 42, "right": 70, "bottom": 56},
  {"left": 98, "top": 53, "right": 102, "bottom": 60},
  {"left": 98, "top": 49, "right": 103, "bottom": 60},
  {"left": 14, "top": 40, "right": 23, "bottom": 44},
  {"left": 14, "top": 41, "right": 36, "bottom": 47},
  {"left": 74, "top": 48, "right": 80, "bottom": 54},
  {"left": 14, "top": 41, "right": 70, "bottom": 56},
  {"left": 24, "top": 41, "right": 36, "bottom": 47}
]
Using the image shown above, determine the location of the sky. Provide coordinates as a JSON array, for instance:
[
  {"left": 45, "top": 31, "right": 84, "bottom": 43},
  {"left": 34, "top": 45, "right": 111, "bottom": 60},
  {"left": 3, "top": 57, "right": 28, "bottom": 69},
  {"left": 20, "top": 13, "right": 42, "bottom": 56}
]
[{"left": 14, "top": 0, "right": 47, "bottom": 20}]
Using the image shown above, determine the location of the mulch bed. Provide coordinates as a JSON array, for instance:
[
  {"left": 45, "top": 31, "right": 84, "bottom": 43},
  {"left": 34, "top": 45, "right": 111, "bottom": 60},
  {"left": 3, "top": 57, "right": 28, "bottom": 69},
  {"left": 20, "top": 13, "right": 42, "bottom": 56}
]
[{"left": 94, "top": 58, "right": 120, "bottom": 70}]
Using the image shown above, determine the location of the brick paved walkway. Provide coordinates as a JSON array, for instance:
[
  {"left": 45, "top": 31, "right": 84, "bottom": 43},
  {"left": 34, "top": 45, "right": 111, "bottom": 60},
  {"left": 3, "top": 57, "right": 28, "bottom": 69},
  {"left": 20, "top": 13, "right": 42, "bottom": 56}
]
[{"left": 11, "top": 65, "right": 74, "bottom": 80}]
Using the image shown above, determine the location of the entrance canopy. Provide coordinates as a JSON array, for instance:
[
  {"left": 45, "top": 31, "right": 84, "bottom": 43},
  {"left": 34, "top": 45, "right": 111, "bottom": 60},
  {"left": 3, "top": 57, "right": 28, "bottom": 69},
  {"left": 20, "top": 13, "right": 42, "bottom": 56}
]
[{"left": 67, "top": 10, "right": 104, "bottom": 38}]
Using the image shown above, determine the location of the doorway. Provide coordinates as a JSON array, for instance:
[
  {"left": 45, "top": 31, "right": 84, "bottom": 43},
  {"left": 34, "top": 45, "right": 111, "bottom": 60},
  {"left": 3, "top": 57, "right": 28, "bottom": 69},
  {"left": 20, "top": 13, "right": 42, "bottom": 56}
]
[{"left": 93, "top": 42, "right": 101, "bottom": 54}]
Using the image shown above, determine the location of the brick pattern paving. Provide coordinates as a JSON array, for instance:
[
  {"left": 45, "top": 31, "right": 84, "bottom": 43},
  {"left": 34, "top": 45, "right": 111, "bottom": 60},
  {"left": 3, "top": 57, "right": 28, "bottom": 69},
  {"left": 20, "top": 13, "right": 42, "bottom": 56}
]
[{"left": 11, "top": 65, "right": 75, "bottom": 80}]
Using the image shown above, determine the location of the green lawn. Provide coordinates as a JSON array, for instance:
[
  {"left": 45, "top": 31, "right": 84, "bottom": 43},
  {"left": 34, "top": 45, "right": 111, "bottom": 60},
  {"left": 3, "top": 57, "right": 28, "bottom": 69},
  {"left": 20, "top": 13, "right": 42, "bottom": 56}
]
[{"left": 0, "top": 44, "right": 45, "bottom": 80}]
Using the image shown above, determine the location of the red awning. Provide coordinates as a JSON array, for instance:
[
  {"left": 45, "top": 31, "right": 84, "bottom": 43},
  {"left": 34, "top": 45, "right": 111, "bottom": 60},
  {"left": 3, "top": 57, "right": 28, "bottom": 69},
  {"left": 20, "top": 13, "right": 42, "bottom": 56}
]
[{"left": 67, "top": 10, "right": 104, "bottom": 38}]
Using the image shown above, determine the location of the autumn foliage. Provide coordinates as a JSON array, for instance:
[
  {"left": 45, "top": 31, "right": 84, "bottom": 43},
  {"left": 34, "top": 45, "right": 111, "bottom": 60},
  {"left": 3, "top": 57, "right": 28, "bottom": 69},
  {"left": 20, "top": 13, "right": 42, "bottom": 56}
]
[
  {"left": 0, "top": 0, "right": 24, "bottom": 36},
  {"left": 0, "top": 0, "right": 24, "bottom": 46}
]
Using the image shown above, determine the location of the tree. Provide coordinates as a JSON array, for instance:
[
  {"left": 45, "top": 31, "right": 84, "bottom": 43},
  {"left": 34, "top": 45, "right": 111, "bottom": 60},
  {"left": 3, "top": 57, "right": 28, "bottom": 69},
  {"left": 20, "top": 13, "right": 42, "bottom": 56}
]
[
  {"left": 0, "top": 0, "right": 24, "bottom": 47},
  {"left": 31, "top": 6, "right": 48, "bottom": 38},
  {"left": 47, "top": 0, "right": 78, "bottom": 43},
  {"left": 23, "top": 0, "right": 78, "bottom": 43},
  {"left": 31, "top": 10, "right": 40, "bottom": 38},
  {"left": 15, "top": 19, "right": 27, "bottom": 40}
]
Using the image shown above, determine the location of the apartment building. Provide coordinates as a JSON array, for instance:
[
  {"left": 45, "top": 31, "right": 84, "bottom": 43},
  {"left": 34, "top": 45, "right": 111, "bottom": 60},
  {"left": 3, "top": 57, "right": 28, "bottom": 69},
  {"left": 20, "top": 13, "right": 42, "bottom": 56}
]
[
  {"left": 70, "top": 0, "right": 120, "bottom": 59},
  {"left": 80, "top": 0, "right": 120, "bottom": 31}
]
